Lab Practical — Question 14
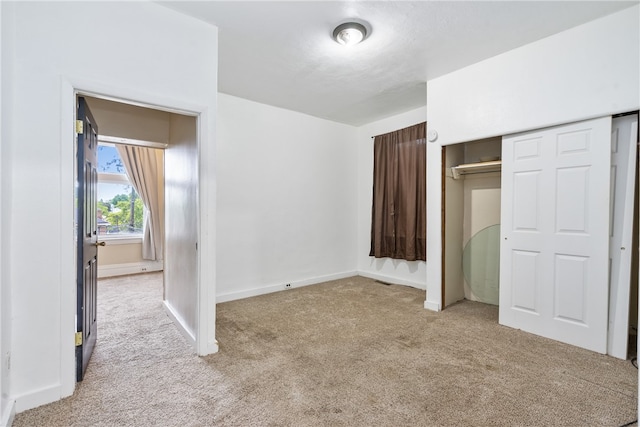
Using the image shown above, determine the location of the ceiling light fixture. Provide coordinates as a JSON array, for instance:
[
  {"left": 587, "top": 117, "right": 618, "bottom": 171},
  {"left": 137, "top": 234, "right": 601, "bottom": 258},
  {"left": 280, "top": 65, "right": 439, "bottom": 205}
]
[{"left": 332, "top": 22, "right": 368, "bottom": 46}]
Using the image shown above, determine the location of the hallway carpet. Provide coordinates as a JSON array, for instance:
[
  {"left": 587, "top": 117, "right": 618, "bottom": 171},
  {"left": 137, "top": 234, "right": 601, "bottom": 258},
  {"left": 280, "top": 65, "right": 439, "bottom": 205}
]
[{"left": 13, "top": 273, "right": 638, "bottom": 426}]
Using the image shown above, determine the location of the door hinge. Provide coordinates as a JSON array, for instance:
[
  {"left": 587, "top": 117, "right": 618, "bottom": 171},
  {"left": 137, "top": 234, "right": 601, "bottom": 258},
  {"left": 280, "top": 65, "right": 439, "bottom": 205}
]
[
  {"left": 75, "top": 332, "right": 83, "bottom": 346},
  {"left": 75, "top": 120, "right": 84, "bottom": 134}
]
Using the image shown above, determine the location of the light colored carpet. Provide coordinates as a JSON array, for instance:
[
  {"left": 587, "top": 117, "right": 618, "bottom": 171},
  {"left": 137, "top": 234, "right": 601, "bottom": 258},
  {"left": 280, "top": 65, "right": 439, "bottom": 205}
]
[{"left": 13, "top": 273, "right": 638, "bottom": 426}]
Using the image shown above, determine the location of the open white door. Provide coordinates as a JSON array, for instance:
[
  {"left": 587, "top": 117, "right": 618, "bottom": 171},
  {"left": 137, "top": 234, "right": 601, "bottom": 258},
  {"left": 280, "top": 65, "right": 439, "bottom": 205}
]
[
  {"left": 608, "top": 114, "right": 638, "bottom": 359},
  {"left": 499, "top": 117, "right": 612, "bottom": 353}
]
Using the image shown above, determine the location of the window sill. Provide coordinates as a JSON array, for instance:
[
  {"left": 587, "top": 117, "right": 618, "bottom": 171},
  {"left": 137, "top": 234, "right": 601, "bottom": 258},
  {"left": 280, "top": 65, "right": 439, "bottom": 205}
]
[{"left": 99, "top": 236, "right": 143, "bottom": 245}]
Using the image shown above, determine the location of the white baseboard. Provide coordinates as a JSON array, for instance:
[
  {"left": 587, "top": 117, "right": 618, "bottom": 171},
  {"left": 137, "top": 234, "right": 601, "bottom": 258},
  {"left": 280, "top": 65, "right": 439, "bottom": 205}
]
[
  {"left": 206, "top": 340, "right": 219, "bottom": 355},
  {"left": 357, "top": 271, "right": 427, "bottom": 290},
  {"left": 162, "top": 301, "right": 196, "bottom": 349},
  {"left": 13, "top": 383, "right": 60, "bottom": 413},
  {"left": 98, "top": 260, "right": 163, "bottom": 278},
  {"left": 1, "top": 399, "right": 15, "bottom": 427},
  {"left": 216, "top": 271, "right": 358, "bottom": 303},
  {"left": 424, "top": 299, "right": 442, "bottom": 312}
]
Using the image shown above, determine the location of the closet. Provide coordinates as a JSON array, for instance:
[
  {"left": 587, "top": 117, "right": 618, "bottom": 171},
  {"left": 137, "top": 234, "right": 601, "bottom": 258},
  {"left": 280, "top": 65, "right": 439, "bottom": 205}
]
[
  {"left": 441, "top": 114, "right": 639, "bottom": 359},
  {"left": 442, "top": 137, "right": 502, "bottom": 308}
]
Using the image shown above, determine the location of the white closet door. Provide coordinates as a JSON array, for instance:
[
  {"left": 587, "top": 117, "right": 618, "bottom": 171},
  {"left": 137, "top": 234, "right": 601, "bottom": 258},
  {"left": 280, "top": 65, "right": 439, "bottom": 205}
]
[
  {"left": 499, "top": 117, "right": 612, "bottom": 353},
  {"left": 608, "top": 114, "right": 638, "bottom": 359}
]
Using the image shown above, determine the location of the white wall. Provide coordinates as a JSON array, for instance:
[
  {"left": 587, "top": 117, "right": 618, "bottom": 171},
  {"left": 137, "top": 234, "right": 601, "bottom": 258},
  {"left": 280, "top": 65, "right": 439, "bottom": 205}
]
[
  {"left": 425, "top": 5, "right": 640, "bottom": 311},
  {"left": 165, "top": 114, "right": 198, "bottom": 341},
  {"left": 216, "top": 94, "right": 358, "bottom": 302},
  {"left": 427, "top": 5, "right": 640, "bottom": 146},
  {"left": 96, "top": 241, "right": 164, "bottom": 279},
  {"left": 356, "top": 107, "right": 428, "bottom": 289},
  {"left": 2, "top": 1, "right": 217, "bottom": 412},
  {"left": 99, "top": 243, "right": 144, "bottom": 265},
  {"left": 0, "top": 2, "right": 15, "bottom": 424}
]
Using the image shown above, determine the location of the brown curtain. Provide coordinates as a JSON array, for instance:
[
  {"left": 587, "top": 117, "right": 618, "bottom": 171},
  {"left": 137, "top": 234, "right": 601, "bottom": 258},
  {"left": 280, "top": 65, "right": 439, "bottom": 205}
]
[{"left": 369, "top": 122, "right": 426, "bottom": 261}]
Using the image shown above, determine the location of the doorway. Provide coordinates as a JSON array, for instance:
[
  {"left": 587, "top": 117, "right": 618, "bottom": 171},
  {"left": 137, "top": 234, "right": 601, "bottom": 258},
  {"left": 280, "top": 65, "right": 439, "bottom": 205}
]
[{"left": 75, "top": 93, "right": 200, "bottom": 379}]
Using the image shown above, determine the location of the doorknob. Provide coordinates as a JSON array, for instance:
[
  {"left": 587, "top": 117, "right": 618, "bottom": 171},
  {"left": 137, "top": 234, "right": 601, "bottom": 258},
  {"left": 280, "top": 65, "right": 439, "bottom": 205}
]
[{"left": 95, "top": 241, "right": 106, "bottom": 247}]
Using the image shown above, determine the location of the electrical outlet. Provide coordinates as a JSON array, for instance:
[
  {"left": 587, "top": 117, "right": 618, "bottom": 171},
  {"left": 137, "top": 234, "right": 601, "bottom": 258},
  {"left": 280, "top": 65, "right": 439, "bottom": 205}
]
[{"left": 285, "top": 283, "right": 292, "bottom": 289}]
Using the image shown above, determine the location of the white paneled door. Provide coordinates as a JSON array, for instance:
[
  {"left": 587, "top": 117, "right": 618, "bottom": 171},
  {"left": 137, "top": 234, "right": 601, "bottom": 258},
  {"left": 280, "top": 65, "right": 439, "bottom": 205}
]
[{"left": 500, "top": 117, "right": 612, "bottom": 353}]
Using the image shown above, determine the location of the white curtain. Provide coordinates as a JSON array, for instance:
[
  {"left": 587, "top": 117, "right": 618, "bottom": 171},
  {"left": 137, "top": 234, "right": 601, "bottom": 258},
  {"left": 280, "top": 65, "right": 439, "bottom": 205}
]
[{"left": 116, "top": 145, "right": 163, "bottom": 261}]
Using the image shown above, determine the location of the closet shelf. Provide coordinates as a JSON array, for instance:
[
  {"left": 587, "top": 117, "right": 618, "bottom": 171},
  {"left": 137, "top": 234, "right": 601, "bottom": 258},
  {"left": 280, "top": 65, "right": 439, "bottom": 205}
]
[{"left": 451, "top": 160, "right": 501, "bottom": 179}]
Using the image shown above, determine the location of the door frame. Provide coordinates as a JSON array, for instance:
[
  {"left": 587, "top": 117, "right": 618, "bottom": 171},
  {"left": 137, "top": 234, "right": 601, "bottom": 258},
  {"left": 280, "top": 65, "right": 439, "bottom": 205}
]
[
  {"left": 59, "top": 78, "right": 218, "bottom": 397},
  {"left": 608, "top": 113, "right": 638, "bottom": 358}
]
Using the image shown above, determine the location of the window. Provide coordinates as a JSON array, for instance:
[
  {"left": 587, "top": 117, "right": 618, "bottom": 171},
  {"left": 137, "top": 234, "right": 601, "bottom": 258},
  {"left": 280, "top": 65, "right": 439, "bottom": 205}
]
[
  {"left": 369, "top": 122, "right": 427, "bottom": 261},
  {"left": 97, "top": 143, "right": 144, "bottom": 237}
]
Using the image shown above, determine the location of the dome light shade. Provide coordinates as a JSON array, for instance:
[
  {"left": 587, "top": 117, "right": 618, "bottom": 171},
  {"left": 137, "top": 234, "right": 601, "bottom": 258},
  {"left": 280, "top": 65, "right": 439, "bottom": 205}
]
[{"left": 332, "top": 22, "right": 367, "bottom": 46}]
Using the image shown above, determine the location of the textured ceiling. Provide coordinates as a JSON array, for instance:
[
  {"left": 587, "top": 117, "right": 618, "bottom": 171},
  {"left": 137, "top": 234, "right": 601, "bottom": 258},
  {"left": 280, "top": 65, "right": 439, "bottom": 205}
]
[{"left": 159, "top": 1, "right": 638, "bottom": 126}]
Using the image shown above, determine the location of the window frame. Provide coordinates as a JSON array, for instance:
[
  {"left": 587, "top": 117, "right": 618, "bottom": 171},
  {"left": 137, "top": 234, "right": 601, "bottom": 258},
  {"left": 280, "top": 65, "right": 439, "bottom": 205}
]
[{"left": 97, "top": 144, "right": 144, "bottom": 241}]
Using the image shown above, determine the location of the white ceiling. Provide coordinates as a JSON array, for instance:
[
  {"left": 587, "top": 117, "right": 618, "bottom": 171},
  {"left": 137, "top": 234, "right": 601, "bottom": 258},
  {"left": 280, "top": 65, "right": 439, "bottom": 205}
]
[{"left": 159, "top": 1, "right": 638, "bottom": 126}]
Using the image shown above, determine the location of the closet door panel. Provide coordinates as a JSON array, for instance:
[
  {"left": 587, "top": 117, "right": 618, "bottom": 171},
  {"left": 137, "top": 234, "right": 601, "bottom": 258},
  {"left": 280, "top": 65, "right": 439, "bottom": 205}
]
[{"left": 500, "top": 116, "right": 611, "bottom": 353}]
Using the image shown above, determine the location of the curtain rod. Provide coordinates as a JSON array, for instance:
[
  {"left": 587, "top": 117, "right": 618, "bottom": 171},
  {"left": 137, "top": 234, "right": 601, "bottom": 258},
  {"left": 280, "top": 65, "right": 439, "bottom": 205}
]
[
  {"left": 98, "top": 135, "right": 168, "bottom": 149},
  {"left": 370, "top": 121, "right": 427, "bottom": 139}
]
